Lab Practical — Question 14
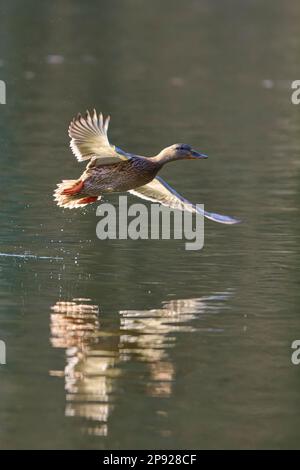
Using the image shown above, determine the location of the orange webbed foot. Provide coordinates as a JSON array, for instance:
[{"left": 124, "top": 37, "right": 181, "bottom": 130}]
[
  {"left": 62, "top": 180, "right": 84, "bottom": 196},
  {"left": 77, "top": 196, "right": 98, "bottom": 205}
]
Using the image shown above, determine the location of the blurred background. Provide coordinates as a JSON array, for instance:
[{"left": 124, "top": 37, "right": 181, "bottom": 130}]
[{"left": 0, "top": 0, "right": 300, "bottom": 449}]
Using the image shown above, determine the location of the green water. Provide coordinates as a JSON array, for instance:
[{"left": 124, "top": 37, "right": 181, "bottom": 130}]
[{"left": 0, "top": 0, "right": 300, "bottom": 449}]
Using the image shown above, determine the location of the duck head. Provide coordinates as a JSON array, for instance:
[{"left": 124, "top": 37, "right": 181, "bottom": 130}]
[{"left": 155, "top": 143, "right": 208, "bottom": 165}]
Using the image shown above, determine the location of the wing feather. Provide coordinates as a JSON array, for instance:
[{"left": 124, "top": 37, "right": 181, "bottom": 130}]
[
  {"left": 129, "top": 177, "right": 240, "bottom": 225},
  {"left": 68, "top": 109, "right": 129, "bottom": 164}
]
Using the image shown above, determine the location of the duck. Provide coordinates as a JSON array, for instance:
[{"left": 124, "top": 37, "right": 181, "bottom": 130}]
[{"left": 54, "top": 110, "right": 239, "bottom": 224}]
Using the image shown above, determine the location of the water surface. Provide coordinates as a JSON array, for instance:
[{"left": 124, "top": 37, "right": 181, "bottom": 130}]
[{"left": 0, "top": 0, "right": 300, "bottom": 449}]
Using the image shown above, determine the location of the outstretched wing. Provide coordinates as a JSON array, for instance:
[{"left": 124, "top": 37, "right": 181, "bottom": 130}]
[
  {"left": 128, "top": 176, "right": 240, "bottom": 225},
  {"left": 68, "top": 109, "right": 131, "bottom": 165}
]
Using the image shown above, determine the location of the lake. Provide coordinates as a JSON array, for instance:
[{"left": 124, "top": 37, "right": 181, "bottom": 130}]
[{"left": 0, "top": 0, "right": 300, "bottom": 449}]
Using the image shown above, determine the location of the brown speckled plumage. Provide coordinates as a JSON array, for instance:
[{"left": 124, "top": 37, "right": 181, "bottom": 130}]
[
  {"left": 54, "top": 110, "right": 239, "bottom": 224},
  {"left": 81, "top": 157, "right": 160, "bottom": 195}
]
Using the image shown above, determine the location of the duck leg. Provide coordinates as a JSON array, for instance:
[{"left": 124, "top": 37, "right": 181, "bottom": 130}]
[
  {"left": 76, "top": 196, "right": 98, "bottom": 204},
  {"left": 54, "top": 179, "right": 101, "bottom": 208},
  {"left": 62, "top": 179, "right": 84, "bottom": 196}
]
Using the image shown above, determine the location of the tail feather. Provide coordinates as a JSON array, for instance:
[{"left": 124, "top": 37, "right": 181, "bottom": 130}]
[{"left": 54, "top": 180, "right": 100, "bottom": 208}]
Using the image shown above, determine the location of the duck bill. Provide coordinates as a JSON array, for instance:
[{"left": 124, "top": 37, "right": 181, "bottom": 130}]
[{"left": 190, "top": 150, "right": 208, "bottom": 159}]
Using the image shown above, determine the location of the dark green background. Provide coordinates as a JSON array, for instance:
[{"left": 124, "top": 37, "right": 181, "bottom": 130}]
[{"left": 0, "top": 0, "right": 300, "bottom": 449}]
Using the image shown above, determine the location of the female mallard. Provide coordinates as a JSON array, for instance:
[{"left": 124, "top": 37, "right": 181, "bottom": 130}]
[{"left": 54, "top": 110, "right": 239, "bottom": 224}]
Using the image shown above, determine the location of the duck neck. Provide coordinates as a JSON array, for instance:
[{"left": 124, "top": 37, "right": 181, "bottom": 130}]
[{"left": 149, "top": 151, "right": 174, "bottom": 167}]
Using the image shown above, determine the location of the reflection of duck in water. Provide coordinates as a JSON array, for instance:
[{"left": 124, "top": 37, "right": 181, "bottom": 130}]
[
  {"left": 49, "top": 292, "right": 232, "bottom": 436},
  {"left": 50, "top": 299, "right": 117, "bottom": 436},
  {"left": 54, "top": 110, "right": 239, "bottom": 225}
]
